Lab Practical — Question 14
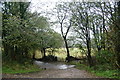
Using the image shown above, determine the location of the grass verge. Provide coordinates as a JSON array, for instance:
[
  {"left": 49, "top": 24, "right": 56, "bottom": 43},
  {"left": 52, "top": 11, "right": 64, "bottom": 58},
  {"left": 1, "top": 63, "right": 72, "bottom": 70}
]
[
  {"left": 2, "top": 60, "right": 42, "bottom": 74},
  {"left": 69, "top": 61, "right": 120, "bottom": 79}
]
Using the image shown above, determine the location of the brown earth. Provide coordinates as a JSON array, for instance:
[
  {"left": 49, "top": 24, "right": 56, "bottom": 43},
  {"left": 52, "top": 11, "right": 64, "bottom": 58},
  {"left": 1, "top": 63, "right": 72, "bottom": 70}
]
[{"left": 2, "top": 68, "right": 99, "bottom": 78}]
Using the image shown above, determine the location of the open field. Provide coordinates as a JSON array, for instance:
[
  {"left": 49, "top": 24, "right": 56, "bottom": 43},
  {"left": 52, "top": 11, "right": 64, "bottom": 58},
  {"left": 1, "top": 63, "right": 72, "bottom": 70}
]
[{"left": 35, "top": 48, "right": 95, "bottom": 61}]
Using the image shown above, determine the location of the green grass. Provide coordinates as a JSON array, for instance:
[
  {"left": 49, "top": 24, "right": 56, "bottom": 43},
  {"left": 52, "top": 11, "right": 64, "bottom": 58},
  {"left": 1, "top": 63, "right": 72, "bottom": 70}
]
[
  {"left": 69, "top": 61, "right": 120, "bottom": 79},
  {"left": 2, "top": 61, "right": 42, "bottom": 74},
  {"left": 2, "top": 66, "right": 41, "bottom": 74},
  {"left": 91, "top": 70, "right": 119, "bottom": 78}
]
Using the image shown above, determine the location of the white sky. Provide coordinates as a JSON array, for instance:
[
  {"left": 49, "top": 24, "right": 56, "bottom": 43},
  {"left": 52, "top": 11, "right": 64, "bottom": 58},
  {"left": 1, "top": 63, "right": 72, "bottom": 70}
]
[
  {"left": 5, "top": 0, "right": 116, "bottom": 2},
  {"left": 30, "top": 0, "right": 62, "bottom": 33},
  {"left": 29, "top": 0, "right": 116, "bottom": 36}
]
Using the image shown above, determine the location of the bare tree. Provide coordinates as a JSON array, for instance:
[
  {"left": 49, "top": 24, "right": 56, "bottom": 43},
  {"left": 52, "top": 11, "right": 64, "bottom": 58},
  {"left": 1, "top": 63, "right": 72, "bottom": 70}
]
[
  {"left": 56, "top": 3, "right": 72, "bottom": 62},
  {"left": 70, "top": 2, "right": 94, "bottom": 67}
]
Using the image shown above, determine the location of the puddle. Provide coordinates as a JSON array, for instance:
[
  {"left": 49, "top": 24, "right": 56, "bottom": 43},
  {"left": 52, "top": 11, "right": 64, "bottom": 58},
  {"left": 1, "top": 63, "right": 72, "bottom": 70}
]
[{"left": 34, "top": 61, "right": 75, "bottom": 70}]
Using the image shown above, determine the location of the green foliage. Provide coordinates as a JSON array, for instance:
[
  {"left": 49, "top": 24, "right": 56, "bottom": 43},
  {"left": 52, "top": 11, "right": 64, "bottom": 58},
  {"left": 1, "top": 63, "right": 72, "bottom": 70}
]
[
  {"left": 2, "top": 1, "right": 120, "bottom": 77},
  {"left": 29, "top": 13, "right": 49, "bottom": 29},
  {"left": 3, "top": 16, "right": 34, "bottom": 47},
  {"left": 2, "top": 2, "right": 36, "bottom": 61},
  {"left": 2, "top": 2, "right": 63, "bottom": 62},
  {"left": 92, "top": 70, "right": 120, "bottom": 79},
  {"left": 95, "top": 50, "right": 115, "bottom": 64},
  {"left": 91, "top": 64, "right": 120, "bottom": 79}
]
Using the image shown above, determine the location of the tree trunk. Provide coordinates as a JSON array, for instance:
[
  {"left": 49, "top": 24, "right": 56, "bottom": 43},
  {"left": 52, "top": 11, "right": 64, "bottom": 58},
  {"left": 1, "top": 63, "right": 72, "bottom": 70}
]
[
  {"left": 41, "top": 48, "right": 46, "bottom": 58},
  {"left": 86, "top": 37, "right": 93, "bottom": 67},
  {"left": 43, "top": 48, "right": 46, "bottom": 57},
  {"left": 32, "top": 52, "right": 36, "bottom": 60},
  {"left": 92, "top": 22, "right": 101, "bottom": 52},
  {"left": 101, "top": 2, "right": 106, "bottom": 50},
  {"left": 3, "top": 43, "right": 8, "bottom": 56},
  {"left": 85, "top": 12, "right": 93, "bottom": 67},
  {"left": 10, "top": 46, "right": 16, "bottom": 60},
  {"left": 63, "top": 37, "right": 70, "bottom": 62}
]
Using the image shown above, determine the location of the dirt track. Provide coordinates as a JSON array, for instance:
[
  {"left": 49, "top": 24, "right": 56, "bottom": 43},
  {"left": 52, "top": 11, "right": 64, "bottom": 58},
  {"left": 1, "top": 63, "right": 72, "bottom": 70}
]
[{"left": 3, "top": 68, "right": 98, "bottom": 78}]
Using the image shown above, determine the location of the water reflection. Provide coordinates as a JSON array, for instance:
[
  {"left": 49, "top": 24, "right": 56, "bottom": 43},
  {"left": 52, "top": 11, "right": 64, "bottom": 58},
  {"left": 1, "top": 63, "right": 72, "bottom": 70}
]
[{"left": 34, "top": 61, "right": 75, "bottom": 69}]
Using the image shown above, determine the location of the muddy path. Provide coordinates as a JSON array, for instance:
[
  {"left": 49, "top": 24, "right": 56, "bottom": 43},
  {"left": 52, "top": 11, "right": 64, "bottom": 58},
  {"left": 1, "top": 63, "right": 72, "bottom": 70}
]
[
  {"left": 3, "top": 61, "right": 98, "bottom": 78},
  {"left": 3, "top": 68, "right": 98, "bottom": 78}
]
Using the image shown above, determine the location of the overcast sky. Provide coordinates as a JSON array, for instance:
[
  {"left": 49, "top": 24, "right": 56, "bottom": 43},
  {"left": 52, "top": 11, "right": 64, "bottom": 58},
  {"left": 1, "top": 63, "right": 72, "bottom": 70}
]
[
  {"left": 30, "top": 0, "right": 62, "bottom": 33},
  {"left": 29, "top": 0, "right": 116, "bottom": 35}
]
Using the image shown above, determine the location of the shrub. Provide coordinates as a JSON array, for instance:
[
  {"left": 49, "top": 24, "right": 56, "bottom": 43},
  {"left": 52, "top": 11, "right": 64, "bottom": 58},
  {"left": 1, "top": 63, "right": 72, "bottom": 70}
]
[{"left": 95, "top": 50, "right": 115, "bottom": 64}]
